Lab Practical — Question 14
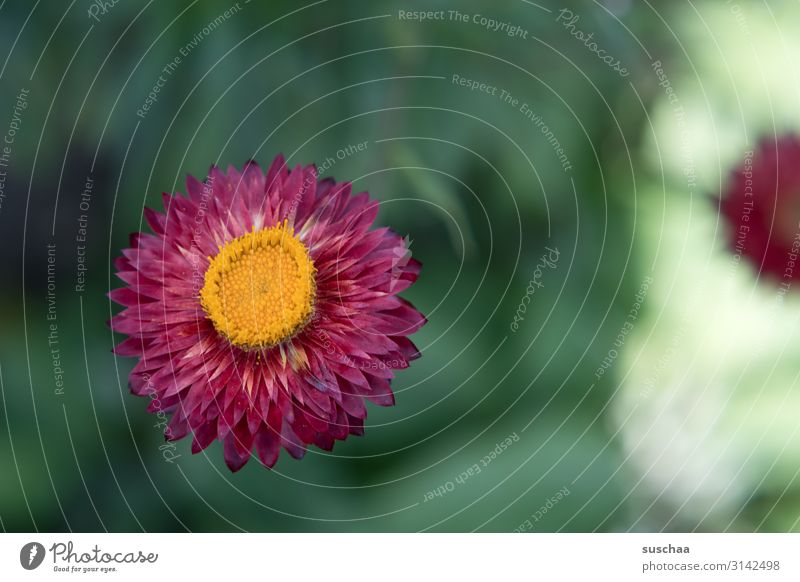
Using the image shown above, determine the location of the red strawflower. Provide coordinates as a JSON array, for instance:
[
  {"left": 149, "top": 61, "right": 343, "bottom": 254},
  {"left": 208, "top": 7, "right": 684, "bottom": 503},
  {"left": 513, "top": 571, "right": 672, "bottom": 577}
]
[
  {"left": 110, "top": 156, "right": 425, "bottom": 471},
  {"left": 720, "top": 134, "right": 800, "bottom": 282}
]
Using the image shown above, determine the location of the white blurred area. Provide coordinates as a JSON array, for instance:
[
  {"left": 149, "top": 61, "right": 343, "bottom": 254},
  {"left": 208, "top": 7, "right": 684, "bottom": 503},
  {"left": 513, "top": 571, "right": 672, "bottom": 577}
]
[{"left": 613, "top": 2, "right": 800, "bottom": 531}]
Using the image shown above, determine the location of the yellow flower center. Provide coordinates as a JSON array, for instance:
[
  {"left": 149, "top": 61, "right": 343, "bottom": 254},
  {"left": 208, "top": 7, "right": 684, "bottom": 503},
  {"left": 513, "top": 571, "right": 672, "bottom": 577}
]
[{"left": 199, "top": 221, "right": 316, "bottom": 350}]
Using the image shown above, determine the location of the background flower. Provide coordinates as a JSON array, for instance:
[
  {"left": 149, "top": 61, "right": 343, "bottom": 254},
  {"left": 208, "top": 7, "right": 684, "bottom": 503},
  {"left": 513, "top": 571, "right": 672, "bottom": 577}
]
[
  {"left": 612, "top": 1, "right": 800, "bottom": 531},
  {"left": 720, "top": 135, "right": 800, "bottom": 282}
]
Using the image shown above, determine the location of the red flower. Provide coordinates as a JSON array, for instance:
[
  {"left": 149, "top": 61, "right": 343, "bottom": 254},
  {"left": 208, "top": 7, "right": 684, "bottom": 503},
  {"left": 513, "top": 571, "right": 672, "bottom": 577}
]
[
  {"left": 721, "top": 134, "right": 800, "bottom": 282},
  {"left": 110, "top": 156, "right": 425, "bottom": 471}
]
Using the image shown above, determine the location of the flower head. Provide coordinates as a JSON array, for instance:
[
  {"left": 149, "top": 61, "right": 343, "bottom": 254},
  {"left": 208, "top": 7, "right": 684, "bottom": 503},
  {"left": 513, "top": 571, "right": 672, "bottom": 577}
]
[
  {"left": 110, "top": 156, "right": 425, "bottom": 471},
  {"left": 720, "top": 134, "right": 800, "bottom": 282}
]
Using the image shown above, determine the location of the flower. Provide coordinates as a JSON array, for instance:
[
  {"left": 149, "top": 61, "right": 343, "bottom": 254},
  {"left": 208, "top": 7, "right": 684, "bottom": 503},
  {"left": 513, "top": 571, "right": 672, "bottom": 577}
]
[
  {"left": 110, "top": 156, "right": 425, "bottom": 471},
  {"left": 611, "top": 179, "right": 800, "bottom": 529},
  {"left": 720, "top": 134, "right": 800, "bottom": 282}
]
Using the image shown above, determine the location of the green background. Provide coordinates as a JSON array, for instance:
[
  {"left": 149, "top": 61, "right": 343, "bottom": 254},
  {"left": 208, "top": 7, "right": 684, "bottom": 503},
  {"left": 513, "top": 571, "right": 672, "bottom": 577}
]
[{"left": 0, "top": 0, "right": 797, "bottom": 532}]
